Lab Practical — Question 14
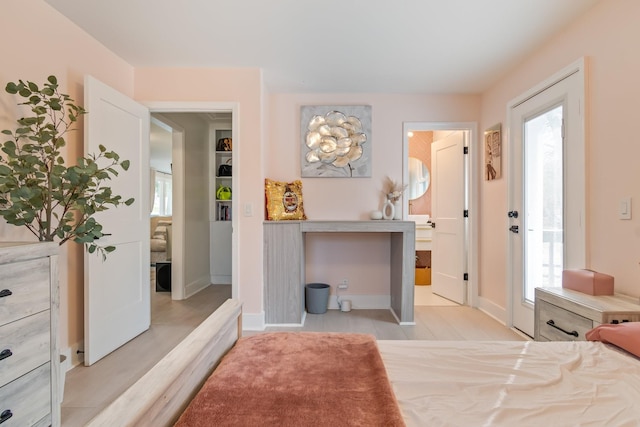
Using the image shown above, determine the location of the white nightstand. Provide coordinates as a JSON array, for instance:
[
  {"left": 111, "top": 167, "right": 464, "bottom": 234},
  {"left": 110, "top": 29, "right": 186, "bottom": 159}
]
[{"left": 534, "top": 287, "right": 640, "bottom": 341}]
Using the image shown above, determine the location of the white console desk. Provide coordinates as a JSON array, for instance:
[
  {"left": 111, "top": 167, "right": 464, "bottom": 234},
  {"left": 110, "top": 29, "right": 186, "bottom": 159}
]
[{"left": 264, "top": 221, "right": 415, "bottom": 325}]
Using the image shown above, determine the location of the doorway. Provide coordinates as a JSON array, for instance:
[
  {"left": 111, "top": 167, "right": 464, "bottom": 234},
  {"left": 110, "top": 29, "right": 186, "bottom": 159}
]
[
  {"left": 151, "top": 106, "right": 237, "bottom": 300},
  {"left": 403, "top": 122, "right": 479, "bottom": 307}
]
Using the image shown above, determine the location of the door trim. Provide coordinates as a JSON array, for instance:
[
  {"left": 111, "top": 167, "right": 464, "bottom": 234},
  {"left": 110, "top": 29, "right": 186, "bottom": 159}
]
[
  {"left": 144, "top": 102, "right": 240, "bottom": 302},
  {"left": 505, "top": 58, "right": 587, "bottom": 330},
  {"left": 402, "top": 121, "right": 479, "bottom": 307}
]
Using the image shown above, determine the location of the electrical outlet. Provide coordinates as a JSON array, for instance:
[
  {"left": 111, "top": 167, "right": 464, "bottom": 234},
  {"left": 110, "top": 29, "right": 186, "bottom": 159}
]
[{"left": 338, "top": 279, "right": 348, "bottom": 289}]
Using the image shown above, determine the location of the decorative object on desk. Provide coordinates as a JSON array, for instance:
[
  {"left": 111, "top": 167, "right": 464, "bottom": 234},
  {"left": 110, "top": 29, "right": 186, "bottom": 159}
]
[
  {"left": 218, "top": 159, "right": 232, "bottom": 176},
  {"left": 393, "top": 201, "right": 402, "bottom": 220},
  {"left": 370, "top": 210, "right": 383, "bottom": 220},
  {"left": 300, "top": 105, "right": 372, "bottom": 178},
  {"left": 562, "top": 269, "right": 614, "bottom": 295},
  {"left": 382, "top": 200, "right": 394, "bottom": 220},
  {"left": 216, "top": 137, "right": 232, "bottom": 151},
  {"left": 265, "top": 178, "right": 307, "bottom": 220},
  {"left": 216, "top": 185, "right": 232, "bottom": 200},
  {"left": 484, "top": 123, "right": 501, "bottom": 180},
  {"left": 382, "top": 176, "right": 407, "bottom": 220},
  {"left": 0, "top": 75, "right": 134, "bottom": 258}
]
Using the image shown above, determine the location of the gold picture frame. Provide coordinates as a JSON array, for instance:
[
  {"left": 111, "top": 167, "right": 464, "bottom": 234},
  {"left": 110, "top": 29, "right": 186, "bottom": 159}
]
[{"left": 484, "top": 123, "right": 501, "bottom": 180}]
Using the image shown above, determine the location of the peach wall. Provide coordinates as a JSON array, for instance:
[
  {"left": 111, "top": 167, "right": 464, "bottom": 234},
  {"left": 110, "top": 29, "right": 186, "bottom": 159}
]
[
  {"left": 134, "top": 68, "right": 265, "bottom": 315},
  {"left": 8, "top": 0, "right": 634, "bottom": 340},
  {"left": 267, "top": 93, "right": 479, "bottom": 296},
  {"left": 480, "top": 0, "right": 640, "bottom": 311},
  {"left": 0, "top": 0, "right": 134, "bottom": 358}
]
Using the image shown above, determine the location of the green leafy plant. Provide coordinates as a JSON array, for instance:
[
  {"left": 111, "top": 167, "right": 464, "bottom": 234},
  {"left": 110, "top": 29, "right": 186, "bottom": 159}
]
[{"left": 0, "top": 75, "right": 134, "bottom": 257}]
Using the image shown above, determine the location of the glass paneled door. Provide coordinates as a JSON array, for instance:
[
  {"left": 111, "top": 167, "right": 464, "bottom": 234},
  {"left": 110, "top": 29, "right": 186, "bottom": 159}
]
[
  {"left": 524, "top": 106, "right": 564, "bottom": 302},
  {"left": 508, "top": 61, "right": 586, "bottom": 337}
]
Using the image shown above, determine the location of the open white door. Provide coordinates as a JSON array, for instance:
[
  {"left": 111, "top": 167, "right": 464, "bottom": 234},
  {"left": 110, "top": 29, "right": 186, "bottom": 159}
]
[
  {"left": 431, "top": 132, "right": 466, "bottom": 304},
  {"left": 84, "top": 76, "right": 150, "bottom": 365}
]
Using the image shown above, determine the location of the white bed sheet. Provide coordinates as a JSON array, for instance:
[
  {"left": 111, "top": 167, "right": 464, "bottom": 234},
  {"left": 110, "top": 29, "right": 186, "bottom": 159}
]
[{"left": 378, "top": 340, "right": 640, "bottom": 427}]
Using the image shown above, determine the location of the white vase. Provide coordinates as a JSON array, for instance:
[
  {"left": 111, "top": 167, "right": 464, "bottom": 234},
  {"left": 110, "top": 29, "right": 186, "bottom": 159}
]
[
  {"left": 393, "top": 201, "right": 402, "bottom": 220},
  {"left": 382, "top": 200, "right": 395, "bottom": 220}
]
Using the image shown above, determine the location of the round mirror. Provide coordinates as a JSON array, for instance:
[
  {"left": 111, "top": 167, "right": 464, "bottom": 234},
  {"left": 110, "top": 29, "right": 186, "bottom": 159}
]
[{"left": 408, "top": 157, "right": 430, "bottom": 200}]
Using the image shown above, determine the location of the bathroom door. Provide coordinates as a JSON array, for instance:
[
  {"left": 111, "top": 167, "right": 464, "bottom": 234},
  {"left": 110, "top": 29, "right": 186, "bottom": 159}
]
[{"left": 431, "top": 131, "right": 466, "bottom": 304}]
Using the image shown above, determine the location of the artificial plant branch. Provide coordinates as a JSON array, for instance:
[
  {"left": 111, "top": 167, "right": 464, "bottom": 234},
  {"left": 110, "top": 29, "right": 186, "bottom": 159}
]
[{"left": 0, "top": 75, "right": 134, "bottom": 258}]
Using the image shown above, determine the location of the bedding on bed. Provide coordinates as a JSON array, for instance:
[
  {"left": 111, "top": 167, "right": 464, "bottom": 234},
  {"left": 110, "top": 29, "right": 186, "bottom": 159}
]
[
  {"left": 378, "top": 340, "right": 640, "bottom": 427},
  {"left": 175, "top": 332, "right": 405, "bottom": 426}
]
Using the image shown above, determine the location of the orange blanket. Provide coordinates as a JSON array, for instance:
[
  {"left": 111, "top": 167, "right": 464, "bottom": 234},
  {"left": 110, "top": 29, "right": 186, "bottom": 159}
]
[{"left": 175, "top": 332, "right": 405, "bottom": 426}]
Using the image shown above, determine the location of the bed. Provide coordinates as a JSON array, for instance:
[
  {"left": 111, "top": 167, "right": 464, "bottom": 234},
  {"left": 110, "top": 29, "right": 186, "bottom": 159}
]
[{"left": 85, "top": 299, "right": 640, "bottom": 426}]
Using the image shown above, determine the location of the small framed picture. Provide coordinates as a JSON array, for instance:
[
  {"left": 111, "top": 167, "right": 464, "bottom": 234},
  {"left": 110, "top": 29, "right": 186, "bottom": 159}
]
[{"left": 484, "top": 123, "right": 501, "bottom": 181}]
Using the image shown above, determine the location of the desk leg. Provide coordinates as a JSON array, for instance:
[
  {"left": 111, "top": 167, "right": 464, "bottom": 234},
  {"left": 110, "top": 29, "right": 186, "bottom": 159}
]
[{"left": 390, "top": 231, "right": 415, "bottom": 324}]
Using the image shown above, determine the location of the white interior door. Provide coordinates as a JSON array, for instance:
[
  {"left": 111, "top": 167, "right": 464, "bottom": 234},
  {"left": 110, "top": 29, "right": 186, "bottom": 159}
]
[
  {"left": 431, "top": 131, "right": 466, "bottom": 304},
  {"left": 508, "top": 62, "right": 585, "bottom": 337},
  {"left": 84, "top": 75, "right": 150, "bottom": 365}
]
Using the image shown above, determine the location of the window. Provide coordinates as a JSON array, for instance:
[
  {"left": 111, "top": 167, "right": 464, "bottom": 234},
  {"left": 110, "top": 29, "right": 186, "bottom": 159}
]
[{"left": 151, "top": 170, "right": 172, "bottom": 216}]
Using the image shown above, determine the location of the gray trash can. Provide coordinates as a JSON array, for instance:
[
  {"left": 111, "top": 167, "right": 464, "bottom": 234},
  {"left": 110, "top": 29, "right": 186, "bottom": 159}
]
[{"left": 305, "top": 283, "right": 330, "bottom": 314}]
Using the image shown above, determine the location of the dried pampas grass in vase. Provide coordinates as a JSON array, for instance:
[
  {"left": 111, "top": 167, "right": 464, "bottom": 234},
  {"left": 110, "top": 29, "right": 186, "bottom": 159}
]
[{"left": 382, "top": 176, "right": 407, "bottom": 219}]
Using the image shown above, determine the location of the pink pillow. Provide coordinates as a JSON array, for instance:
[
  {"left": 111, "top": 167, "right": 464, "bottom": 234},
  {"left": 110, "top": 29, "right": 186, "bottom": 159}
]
[{"left": 586, "top": 322, "right": 640, "bottom": 357}]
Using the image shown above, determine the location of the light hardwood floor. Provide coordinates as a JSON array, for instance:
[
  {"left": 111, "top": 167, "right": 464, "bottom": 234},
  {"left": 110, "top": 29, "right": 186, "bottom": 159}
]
[
  {"left": 61, "top": 273, "right": 231, "bottom": 426},
  {"left": 62, "top": 280, "right": 523, "bottom": 426}
]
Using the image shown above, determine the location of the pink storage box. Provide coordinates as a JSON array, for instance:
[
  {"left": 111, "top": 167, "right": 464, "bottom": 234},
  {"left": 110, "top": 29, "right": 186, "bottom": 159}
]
[{"left": 562, "top": 269, "right": 614, "bottom": 295}]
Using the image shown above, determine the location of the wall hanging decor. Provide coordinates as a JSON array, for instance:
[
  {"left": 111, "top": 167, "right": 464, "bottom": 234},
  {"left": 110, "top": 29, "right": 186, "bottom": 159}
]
[
  {"left": 300, "top": 105, "right": 372, "bottom": 178},
  {"left": 484, "top": 123, "right": 502, "bottom": 180},
  {"left": 265, "top": 178, "right": 307, "bottom": 220}
]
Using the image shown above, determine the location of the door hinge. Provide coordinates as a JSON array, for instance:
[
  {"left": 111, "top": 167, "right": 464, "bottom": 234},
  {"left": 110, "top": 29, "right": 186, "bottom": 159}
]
[
  {"left": 463, "top": 273, "right": 469, "bottom": 281},
  {"left": 463, "top": 210, "right": 468, "bottom": 217},
  {"left": 463, "top": 146, "right": 468, "bottom": 154}
]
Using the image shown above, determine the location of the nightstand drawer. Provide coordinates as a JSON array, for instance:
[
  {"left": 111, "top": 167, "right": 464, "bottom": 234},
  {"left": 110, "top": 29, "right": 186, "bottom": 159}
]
[
  {"left": 0, "top": 257, "right": 50, "bottom": 327},
  {"left": 0, "top": 362, "right": 51, "bottom": 426},
  {"left": 538, "top": 299, "right": 593, "bottom": 341},
  {"left": 0, "top": 310, "right": 51, "bottom": 387}
]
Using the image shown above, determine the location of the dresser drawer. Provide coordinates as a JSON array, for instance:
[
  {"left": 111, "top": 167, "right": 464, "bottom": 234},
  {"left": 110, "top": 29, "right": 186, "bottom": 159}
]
[
  {"left": 0, "top": 257, "right": 50, "bottom": 327},
  {"left": 0, "top": 362, "right": 51, "bottom": 426},
  {"left": 538, "top": 299, "right": 593, "bottom": 341},
  {"left": 0, "top": 310, "right": 50, "bottom": 387}
]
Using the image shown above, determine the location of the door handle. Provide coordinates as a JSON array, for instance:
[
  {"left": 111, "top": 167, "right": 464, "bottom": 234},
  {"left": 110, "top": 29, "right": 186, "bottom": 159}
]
[
  {"left": 509, "top": 225, "right": 519, "bottom": 233},
  {"left": 508, "top": 210, "right": 519, "bottom": 218},
  {"left": 0, "top": 289, "right": 12, "bottom": 298},
  {"left": 431, "top": 222, "right": 436, "bottom": 229}
]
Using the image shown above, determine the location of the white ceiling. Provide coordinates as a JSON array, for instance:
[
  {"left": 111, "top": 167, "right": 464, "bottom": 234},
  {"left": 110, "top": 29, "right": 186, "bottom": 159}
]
[{"left": 45, "top": 0, "right": 599, "bottom": 94}]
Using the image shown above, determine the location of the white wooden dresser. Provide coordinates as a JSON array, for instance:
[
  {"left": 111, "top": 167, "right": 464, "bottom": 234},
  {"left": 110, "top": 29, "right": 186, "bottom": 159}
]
[
  {"left": 0, "top": 242, "right": 59, "bottom": 426},
  {"left": 534, "top": 287, "right": 640, "bottom": 342}
]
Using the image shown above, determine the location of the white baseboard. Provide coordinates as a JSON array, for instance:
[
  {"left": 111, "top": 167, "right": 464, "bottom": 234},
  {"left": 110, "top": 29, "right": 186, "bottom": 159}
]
[
  {"left": 250, "top": 295, "right": 390, "bottom": 330},
  {"left": 329, "top": 294, "right": 390, "bottom": 310},
  {"left": 184, "top": 275, "right": 210, "bottom": 298},
  {"left": 477, "top": 296, "right": 507, "bottom": 325},
  {"left": 242, "top": 311, "right": 266, "bottom": 331},
  {"left": 210, "top": 274, "right": 231, "bottom": 285}
]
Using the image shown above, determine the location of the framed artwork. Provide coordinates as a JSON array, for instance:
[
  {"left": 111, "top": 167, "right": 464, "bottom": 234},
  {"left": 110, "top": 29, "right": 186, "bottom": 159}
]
[
  {"left": 484, "top": 123, "right": 501, "bottom": 181},
  {"left": 300, "top": 105, "right": 372, "bottom": 177}
]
